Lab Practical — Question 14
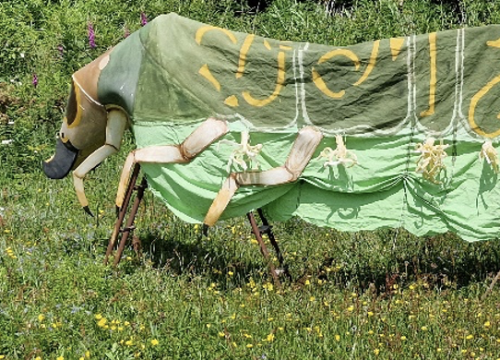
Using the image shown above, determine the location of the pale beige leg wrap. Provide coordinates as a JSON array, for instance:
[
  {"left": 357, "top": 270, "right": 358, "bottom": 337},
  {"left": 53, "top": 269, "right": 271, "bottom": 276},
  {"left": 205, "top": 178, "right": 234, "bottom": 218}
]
[
  {"left": 203, "top": 127, "right": 323, "bottom": 226},
  {"left": 115, "top": 118, "right": 228, "bottom": 208},
  {"left": 73, "top": 109, "right": 127, "bottom": 214}
]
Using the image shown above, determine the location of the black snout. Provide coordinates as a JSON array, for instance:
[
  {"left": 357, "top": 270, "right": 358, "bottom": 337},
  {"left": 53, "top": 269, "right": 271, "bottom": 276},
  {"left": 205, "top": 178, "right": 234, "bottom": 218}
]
[{"left": 43, "top": 138, "right": 79, "bottom": 179}]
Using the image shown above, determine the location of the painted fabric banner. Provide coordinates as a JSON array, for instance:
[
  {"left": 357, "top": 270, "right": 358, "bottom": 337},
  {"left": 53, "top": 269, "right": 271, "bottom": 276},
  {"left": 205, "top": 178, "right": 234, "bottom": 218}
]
[{"left": 97, "top": 13, "right": 500, "bottom": 241}]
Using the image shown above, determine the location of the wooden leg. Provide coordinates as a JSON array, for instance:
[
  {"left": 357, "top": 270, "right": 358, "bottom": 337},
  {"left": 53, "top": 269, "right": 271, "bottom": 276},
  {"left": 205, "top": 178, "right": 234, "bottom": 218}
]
[
  {"left": 257, "top": 208, "right": 292, "bottom": 281},
  {"left": 105, "top": 164, "right": 141, "bottom": 265},
  {"left": 113, "top": 176, "right": 147, "bottom": 266},
  {"left": 247, "top": 212, "right": 281, "bottom": 288}
]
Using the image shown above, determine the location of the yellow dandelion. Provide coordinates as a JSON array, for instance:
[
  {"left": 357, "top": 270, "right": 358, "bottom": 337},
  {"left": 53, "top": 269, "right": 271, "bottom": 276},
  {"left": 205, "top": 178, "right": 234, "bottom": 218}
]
[
  {"left": 57, "top": 357, "right": 64, "bottom": 360},
  {"left": 38, "top": 314, "right": 45, "bottom": 322},
  {"left": 335, "top": 335, "right": 340, "bottom": 341},
  {"left": 484, "top": 321, "right": 491, "bottom": 328},
  {"left": 421, "top": 326, "right": 428, "bottom": 331},
  {"left": 94, "top": 314, "right": 102, "bottom": 320},
  {"left": 309, "top": 296, "right": 316, "bottom": 302},
  {"left": 374, "top": 349, "right": 380, "bottom": 356},
  {"left": 367, "top": 311, "right": 374, "bottom": 317},
  {"left": 218, "top": 332, "right": 225, "bottom": 337},
  {"left": 228, "top": 271, "right": 234, "bottom": 276},
  {"left": 347, "top": 306, "right": 354, "bottom": 312},
  {"left": 266, "top": 333, "right": 275, "bottom": 342},
  {"left": 85, "top": 351, "right": 90, "bottom": 358},
  {"left": 246, "top": 344, "right": 253, "bottom": 348},
  {"left": 125, "top": 340, "right": 133, "bottom": 346},
  {"left": 305, "top": 280, "right": 311, "bottom": 286},
  {"left": 151, "top": 339, "right": 159, "bottom": 346},
  {"left": 401, "top": 336, "right": 407, "bottom": 341},
  {"left": 97, "top": 318, "right": 107, "bottom": 327}
]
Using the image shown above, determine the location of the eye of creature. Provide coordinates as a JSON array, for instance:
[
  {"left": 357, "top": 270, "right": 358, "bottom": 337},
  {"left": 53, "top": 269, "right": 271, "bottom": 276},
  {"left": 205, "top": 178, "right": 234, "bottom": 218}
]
[{"left": 65, "top": 83, "right": 78, "bottom": 126}]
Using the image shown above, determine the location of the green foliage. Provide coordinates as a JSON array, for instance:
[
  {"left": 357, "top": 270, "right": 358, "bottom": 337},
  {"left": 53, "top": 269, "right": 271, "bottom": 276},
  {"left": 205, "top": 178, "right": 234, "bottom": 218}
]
[{"left": 2, "top": 0, "right": 500, "bottom": 358}]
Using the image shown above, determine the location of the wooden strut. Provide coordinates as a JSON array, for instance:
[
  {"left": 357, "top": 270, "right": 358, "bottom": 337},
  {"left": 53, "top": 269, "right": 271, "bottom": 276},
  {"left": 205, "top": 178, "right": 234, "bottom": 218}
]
[
  {"left": 104, "top": 163, "right": 147, "bottom": 266},
  {"left": 104, "top": 164, "right": 291, "bottom": 287}
]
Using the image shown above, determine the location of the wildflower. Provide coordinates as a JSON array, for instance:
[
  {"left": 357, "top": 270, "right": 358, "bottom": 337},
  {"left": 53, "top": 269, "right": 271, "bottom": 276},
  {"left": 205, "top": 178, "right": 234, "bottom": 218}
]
[
  {"left": 97, "top": 318, "right": 107, "bottom": 327},
  {"left": 32, "top": 73, "right": 38, "bottom": 88},
  {"left": 141, "top": 12, "right": 148, "bottom": 26},
  {"left": 38, "top": 314, "right": 45, "bottom": 322},
  {"left": 466, "top": 334, "right": 474, "bottom": 340},
  {"left": 347, "top": 305, "right": 354, "bottom": 312},
  {"left": 367, "top": 311, "right": 374, "bottom": 317},
  {"left": 151, "top": 339, "right": 159, "bottom": 346},
  {"left": 401, "top": 336, "right": 407, "bottom": 341},
  {"left": 218, "top": 332, "right": 225, "bottom": 337},
  {"left": 263, "top": 282, "right": 273, "bottom": 291},
  {"left": 88, "top": 22, "right": 96, "bottom": 49},
  {"left": 374, "top": 349, "right": 380, "bottom": 356},
  {"left": 484, "top": 321, "right": 491, "bottom": 328},
  {"left": 57, "top": 357, "right": 64, "bottom": 360},
  {"left": 95, "top": 314, "right": 102, "bottom": 320},
  {"left": 335, "top": 334, "right": 340, "bottom": 341},
  {"left": 125, "top": 339, "right": 133, "bottom": 346},
  {"left": 421, "top": 326, "right": 428, "bottom": 331},
  {"left": 266, "top": 333, "right": 275, "bottom": 342},
  {"left": 228, "top": 271, "right": 234, "bottom": 276}
]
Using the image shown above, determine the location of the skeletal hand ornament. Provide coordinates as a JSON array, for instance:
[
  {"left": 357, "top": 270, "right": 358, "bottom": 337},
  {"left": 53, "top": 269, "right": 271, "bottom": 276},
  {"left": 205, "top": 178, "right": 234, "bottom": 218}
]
[
  {"left": 479, "top": 141, "right": 499, "bottom": 173},
  {"left": 227, "top": 131, "right": 263, "bottom": 171},
  {"left": 318, "top": 135, "right": 358, "bottom": 168},
  {"left": 415, "top": 138, "right": 449, "bottom": 184}
]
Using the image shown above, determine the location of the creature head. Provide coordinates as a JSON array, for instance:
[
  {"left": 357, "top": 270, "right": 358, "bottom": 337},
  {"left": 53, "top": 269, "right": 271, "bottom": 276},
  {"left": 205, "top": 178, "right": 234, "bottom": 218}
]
[{"left": 43, "top": 52, "right": 111, "bottom": 179}]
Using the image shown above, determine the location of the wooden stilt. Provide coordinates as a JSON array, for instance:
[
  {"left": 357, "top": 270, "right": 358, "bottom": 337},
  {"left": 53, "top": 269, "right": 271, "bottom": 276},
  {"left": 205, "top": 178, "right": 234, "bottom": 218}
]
[
  {"left": 247, "top": 212, "right": 281, "bottom": 288},
  {"left": 104, "top": 164, "right": 147, "bottom": 266},
  {"left": 257, "top": 208, "right": 292, "bottom": 281}
]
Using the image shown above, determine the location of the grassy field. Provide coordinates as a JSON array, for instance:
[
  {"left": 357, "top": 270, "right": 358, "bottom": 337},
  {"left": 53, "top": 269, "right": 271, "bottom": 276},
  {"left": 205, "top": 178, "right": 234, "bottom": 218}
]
[{"left": 3, "top": 0, "right": 500, "bottom": 359}]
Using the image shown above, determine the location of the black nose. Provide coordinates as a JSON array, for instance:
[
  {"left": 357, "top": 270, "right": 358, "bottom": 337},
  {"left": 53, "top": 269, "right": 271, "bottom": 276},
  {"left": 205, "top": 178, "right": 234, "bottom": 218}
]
[{"left": 43, "top": 138, "right": 79, "bottom": 179}]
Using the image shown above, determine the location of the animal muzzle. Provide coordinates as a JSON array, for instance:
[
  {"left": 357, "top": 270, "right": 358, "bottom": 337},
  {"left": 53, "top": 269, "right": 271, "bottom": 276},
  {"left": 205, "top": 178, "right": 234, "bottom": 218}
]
[{"left": 43, "top": 138, "right": 79, "bottom": 179}]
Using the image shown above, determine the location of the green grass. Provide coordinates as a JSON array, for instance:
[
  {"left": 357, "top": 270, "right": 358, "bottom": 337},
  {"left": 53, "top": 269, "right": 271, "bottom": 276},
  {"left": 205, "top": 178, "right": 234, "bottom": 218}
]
[{"left": 3, "top": 0, "right": 500, "bottom": 358}]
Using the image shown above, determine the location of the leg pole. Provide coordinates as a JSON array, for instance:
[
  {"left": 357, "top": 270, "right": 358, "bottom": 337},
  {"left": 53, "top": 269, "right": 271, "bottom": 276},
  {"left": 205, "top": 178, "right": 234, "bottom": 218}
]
[
  {"left": 247, "top": 212, "right": 281, "bottom": 288},
  {"left": 105, "top": 163, "right": 141, "bottom": 265},
  {"left": 113, "top": 176, "right": 147, "bottom": 266},
  {"left": 257, "top": 208, "right": 292, "bottom": 281}
]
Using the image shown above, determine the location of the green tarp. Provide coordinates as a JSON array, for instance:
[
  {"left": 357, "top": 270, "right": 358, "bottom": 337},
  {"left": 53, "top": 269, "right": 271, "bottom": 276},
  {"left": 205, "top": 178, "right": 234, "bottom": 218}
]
[{"left": 98, "top": 13, "right": 500, "bottom": 241}]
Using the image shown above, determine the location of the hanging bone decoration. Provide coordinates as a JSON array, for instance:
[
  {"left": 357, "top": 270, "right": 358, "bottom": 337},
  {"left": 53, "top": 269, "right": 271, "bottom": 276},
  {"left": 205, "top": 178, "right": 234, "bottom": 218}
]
[{"left": 44, "top": 14, "right": 500, "bottom": 241}]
